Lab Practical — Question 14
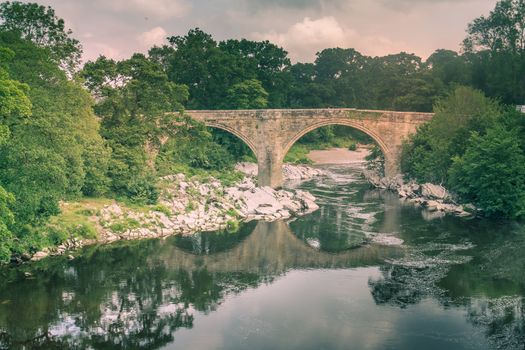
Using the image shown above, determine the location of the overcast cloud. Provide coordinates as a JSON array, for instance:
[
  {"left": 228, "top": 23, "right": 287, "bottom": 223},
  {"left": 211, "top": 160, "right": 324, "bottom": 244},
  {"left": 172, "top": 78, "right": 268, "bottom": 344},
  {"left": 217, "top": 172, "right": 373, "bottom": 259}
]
[{"left": 30, "top": 0, "right": 496, "bottom": 63}]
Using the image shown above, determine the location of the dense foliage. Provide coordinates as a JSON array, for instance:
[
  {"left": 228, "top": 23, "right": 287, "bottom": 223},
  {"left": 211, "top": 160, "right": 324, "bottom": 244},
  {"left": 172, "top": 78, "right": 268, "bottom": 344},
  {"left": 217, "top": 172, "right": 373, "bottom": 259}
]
[
  {"left": 400, "top": 0, "right": 525, "bottom": 218},
  {"left": 449, "top": 124, "right": 525, "bottom": 218},
  {"left": 401, "top": 87, "right": 502, "bottom": 183},
  {"left": 401, "top": 88, "right": 525, "bottom": 218},
  {"left": 0, "top": 4, "right": 109, "bottom": 261}
]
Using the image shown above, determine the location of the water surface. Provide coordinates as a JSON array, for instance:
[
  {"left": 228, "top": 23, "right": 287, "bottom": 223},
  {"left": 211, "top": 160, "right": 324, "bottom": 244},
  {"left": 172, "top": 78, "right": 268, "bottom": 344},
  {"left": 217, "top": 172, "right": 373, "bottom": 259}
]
[{"left": 0, "top": 165, "right": 524, "bottom": 349}]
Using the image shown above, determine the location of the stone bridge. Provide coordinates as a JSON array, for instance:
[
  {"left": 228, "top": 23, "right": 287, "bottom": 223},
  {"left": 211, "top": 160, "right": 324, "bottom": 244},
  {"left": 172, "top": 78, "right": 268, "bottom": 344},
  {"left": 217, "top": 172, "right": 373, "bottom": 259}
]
[{"left": 187, "top": 109, "right": 433, "bottom": 188}]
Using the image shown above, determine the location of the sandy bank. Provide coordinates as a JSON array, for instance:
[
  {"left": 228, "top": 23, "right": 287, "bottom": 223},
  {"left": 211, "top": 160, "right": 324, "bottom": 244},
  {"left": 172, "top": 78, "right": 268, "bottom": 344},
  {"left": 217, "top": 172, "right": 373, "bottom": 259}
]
[{"left": 307, "top": 147, "right": 370, "bottom": 164}]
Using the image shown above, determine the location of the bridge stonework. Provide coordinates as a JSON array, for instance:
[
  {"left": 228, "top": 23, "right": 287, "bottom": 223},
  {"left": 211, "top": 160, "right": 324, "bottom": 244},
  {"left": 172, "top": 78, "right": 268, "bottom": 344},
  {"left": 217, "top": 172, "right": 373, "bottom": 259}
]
[{"left": 187, "top": 109, "right": 433, "bottom": 188}]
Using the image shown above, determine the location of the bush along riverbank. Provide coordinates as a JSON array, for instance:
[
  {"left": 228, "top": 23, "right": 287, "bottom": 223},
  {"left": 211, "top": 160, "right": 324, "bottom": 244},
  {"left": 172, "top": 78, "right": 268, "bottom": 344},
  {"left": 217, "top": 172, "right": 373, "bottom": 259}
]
[
  {"left": 26, "top": 164, "right": 325, "bottom": 262},
  {"left": 363, "top": 169, "right": 477, "bottom": 218}
]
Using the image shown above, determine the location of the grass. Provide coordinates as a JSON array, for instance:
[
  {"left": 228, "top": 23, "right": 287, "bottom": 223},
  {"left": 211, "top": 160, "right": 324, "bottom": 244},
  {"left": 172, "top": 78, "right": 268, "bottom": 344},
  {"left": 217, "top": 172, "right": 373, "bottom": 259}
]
[
  {"left": 46, "top": 196, "right": 164, "bottom": 244},
  {"left": 151, "top": 204, "right": 172, "bottom": 216},
  {"left": 157, "top": 162, "right": 244, "bottom": 187},
  {"left": 108, "top": 218, "right": 141, "bottom": 233},
  {"left": 44, "top": 198, "right": 114, "bottom": 244},
  {"left": 185, "top": 201, "right": 196, "bottom": 213},
  {"left": 226, "top": 219, "right": 240, "bottom": 233},
  {"left": 226, "top": 208, "right": 239, "bottom": 218},
  {"left": 284, "top": 143, "right": 313, "bottom": 164}
]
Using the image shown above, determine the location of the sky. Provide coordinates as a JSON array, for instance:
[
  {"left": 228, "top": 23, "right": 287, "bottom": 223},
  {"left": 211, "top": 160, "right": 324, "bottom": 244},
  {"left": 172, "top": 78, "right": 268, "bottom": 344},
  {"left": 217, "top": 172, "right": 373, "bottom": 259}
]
[{"left": 32, "top": 0, "right": 497, "bottom": 63}]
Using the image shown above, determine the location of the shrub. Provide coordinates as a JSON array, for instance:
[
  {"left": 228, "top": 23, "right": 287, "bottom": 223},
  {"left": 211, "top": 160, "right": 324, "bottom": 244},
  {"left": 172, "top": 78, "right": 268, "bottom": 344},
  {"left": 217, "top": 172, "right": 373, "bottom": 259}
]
[
  {"left": 152, "top": 204, "right": 172, "bottom": 216},
  {"left": 449, "top": 126, "right": 525, "bottom": 218},
  {"left": 72, "top": 223, "right": 98, "bottom": 239},
  {"left": 109, "top": 222, "right": 126, "bottom": 233},
  {"left": 401, "top": 86, "right": 500, "bottom": 183},
  {"left": 226, "top": 219, "right": 240, "bottom": 233}
]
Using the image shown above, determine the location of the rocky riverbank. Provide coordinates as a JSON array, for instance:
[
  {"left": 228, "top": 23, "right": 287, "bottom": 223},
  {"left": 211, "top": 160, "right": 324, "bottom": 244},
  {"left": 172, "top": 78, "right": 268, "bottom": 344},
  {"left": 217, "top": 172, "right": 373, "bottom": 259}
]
[
  {"left": 235, "top": 162, "right": 326, "bottom": 180},
  {"left": 30, "top": 164, "right": 326, "bottom": 261},
  {"left": 363, "top": 169, "right": 476, "bottom": 218}
]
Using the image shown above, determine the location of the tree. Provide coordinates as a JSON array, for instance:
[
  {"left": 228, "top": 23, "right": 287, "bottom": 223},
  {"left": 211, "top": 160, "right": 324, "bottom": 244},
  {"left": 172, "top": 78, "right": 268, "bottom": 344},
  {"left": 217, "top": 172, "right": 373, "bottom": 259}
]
[
  {"left": 219, "top": 39, "right": 291, "bottom": 107},
  {"left": 0, "top": 46, "right": 31, "bottom": 263},
  {"left": 156, "top": 116, "right": 236, "bottom": 174},
  {"left": 401, "top": 86, "right": 500, "bottom": 183},
  {"left": 164, "top": 28, "right": 247, "bottom": 109},
  {"left": 0, "top": 1, "right": 82, "bottom": 73},
  {"left": 0, "top": 185, "right": 14, "bottom": 264},
  {"left": 463, "top": 0, "right": 525, "bottom": 53},
  {"left": 0, "top": 47, "right": 31, "bottom": 123},
  {"left": 287, "top": 63, "right": 332, "bottom": 108},
  {"left": 82, "top": 53, "right": 188, "bottom": 202},
  {"left": 449, "top": 125, "right": 525, "bottom": 218},
  {"left": 313, "top": 48, "right": 366, "bottom": 107},
  {"left": 224, "top": 79, "right": 268, "bottom": 109},
  {"left": 0, "top": 32, "right": 109, "bottom": 233},
  {"left": 426, "top": 49, "right": 471, "bottom": 87}
]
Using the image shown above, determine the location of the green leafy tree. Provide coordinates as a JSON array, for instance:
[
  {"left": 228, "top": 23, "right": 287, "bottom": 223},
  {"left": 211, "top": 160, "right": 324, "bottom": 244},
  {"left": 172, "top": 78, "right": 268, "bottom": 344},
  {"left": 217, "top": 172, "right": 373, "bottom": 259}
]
[
  {"left": 461, "top": 0, "right": 525, "bottom": 105},
  {"left": 401, "top": 86, "right": 500, "bottom": 183},
  {"left": 82, "top": 53, "right": 188, "bottom": 202},
  {"left": 313, "top": 48, "right": 366, "bottom": 107},
  {"left": 163, "top": 28, "right": 247, "bottom": 109},
  {"left": 449, "top": 125, "right": 525, "bottom": 218},
  {"left": 0, "top": 47, "right": 31, "bottom": 263},
  {"left": 426, "top": 49, "right": 471, "bottom": 87},
  {"left": 225, "top": 79, "right": 268, "bottom": 109},
  {"left": 463, "top": 0, "right": 525, "bottom": 53},
  {"left": 219, "top": 39, "right": 291, "bottom": 107},
  {"left": 0, "top": 1, "right": 82, "bottom": 73},
  {"left": 0, "top": 32, "right": 109, "bottom": 257},
  {"left": 0, "top": 185, "right": 14, "bottom": 264},
  {"left": 287, "top": 63, "right": 333, "bottom": 108},
  {"left": 157, "top": 116, "right": 235, "bottom": 173}
]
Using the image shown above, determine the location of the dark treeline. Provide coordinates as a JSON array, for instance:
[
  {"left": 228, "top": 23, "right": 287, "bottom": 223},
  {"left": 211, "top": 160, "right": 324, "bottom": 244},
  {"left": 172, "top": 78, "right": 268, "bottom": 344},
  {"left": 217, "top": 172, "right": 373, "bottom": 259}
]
[
  {"left": 95, "top": 28, "right": 525, "bottom": 113},
  {"left": 125, "top": 18, "right": 525, "bottom": 112},
  {"left": 0, "top": 0, "right": 525, "bottom": 264}
]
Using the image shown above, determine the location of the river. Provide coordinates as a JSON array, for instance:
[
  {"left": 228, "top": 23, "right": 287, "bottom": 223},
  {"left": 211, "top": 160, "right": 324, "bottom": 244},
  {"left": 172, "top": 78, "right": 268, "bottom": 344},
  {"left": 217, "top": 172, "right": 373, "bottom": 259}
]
[{"left": 0, "top": 165, "right": 524, "bottom": 349}]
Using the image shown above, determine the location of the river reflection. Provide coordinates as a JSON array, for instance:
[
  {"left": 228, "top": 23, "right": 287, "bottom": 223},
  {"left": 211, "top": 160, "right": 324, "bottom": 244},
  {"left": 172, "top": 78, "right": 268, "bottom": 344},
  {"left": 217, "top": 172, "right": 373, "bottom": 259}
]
[{"left": 0, "top": 165, "right": 524, "bottom": 349}]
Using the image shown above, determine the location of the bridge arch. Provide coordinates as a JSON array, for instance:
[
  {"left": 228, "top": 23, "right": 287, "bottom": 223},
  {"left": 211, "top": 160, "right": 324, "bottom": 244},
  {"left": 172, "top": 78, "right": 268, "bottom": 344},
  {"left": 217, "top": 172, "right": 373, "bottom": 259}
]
[
  {"left": 205, "top": 122, "right": 258, "bottom": 159},
  {"left": 282, "top": 120, "right": 390, "bottom": 158}
]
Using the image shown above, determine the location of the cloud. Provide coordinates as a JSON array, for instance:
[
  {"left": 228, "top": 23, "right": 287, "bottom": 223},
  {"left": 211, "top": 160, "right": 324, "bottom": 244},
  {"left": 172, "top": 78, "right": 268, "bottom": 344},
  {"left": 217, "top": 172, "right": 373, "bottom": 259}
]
[
  {"left": 377, "top": 0, "right": 478, "bottom": 11},
  {"left": 85, "top": 42, "right": 123, "bottom": 61},
  {"left": 241, "top": 0, "right": 334, "bottom": 11},
  {"left": 38, "top": 0, "right": 494, "bottom": 64},
  {"left": 252, "top": 16, "right": 409, "bottom": 62},
  {"left": 253, "top": 17, "right": 347, "bottom": 61},
  {"left": 138, "top": 26, "right": 168, "bottom": 47},
  {"left": 93, "top": 0, "right": 191, "bottom": 19}
]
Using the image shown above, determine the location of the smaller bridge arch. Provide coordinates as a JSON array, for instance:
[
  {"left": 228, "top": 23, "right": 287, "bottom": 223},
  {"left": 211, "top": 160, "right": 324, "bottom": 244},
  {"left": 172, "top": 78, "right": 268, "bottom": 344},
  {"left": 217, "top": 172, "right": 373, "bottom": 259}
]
[
  {"left": 282, "top": 120, "right": 391, "bottom": 166},
  {"left": 205, "top": 122, "right": 258, "bottom": 158},
  {"left": 283, "top": 120, "right": 389, "bottom": 156},
  {"left": 188, "top": 109, "right": 433, "bottom": 188}
]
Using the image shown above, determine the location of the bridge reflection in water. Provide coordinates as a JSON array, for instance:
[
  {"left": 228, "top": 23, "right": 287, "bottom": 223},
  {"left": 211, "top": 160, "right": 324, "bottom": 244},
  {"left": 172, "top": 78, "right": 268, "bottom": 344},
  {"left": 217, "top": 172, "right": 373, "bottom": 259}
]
[
  {"left": 0, "top": 217, "right": 402, "bottom": 349},
  {"left": 168, "top": 220, "right": 402, "bottom": 275}
]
